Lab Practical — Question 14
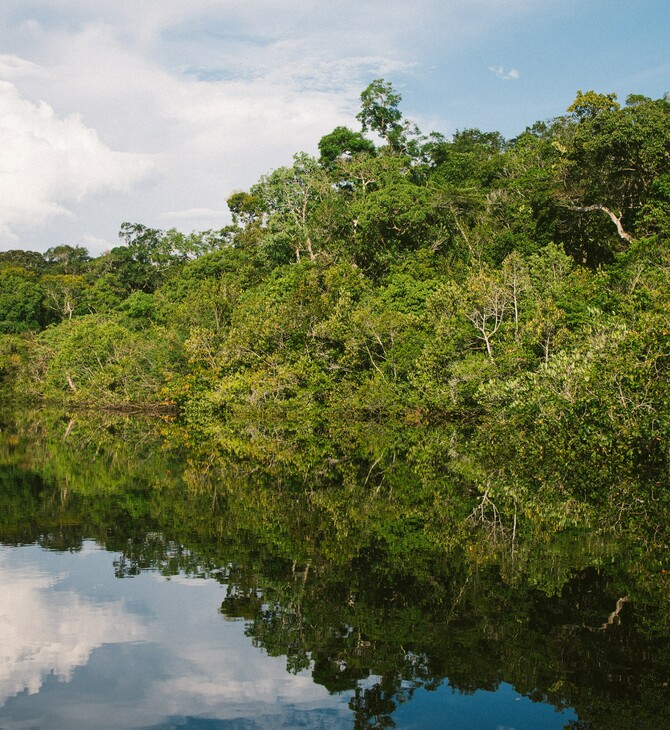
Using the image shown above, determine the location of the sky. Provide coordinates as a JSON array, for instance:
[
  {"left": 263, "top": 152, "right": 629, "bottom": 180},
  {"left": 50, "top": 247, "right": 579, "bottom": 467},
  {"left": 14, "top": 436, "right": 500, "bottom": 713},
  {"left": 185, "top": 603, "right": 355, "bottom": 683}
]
[{"left": 0, "top": 0, "right": 667, "bottom": 255}]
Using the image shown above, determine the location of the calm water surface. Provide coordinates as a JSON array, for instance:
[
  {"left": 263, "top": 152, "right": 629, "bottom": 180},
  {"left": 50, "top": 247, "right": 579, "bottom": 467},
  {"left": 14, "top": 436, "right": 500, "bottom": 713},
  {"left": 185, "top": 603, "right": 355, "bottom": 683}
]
[
  {"left": 0, "top": 543, "right": 575, "bottom": 729},
  {"left": 0, "top": 410, "right": 668, "bottom": 728}
]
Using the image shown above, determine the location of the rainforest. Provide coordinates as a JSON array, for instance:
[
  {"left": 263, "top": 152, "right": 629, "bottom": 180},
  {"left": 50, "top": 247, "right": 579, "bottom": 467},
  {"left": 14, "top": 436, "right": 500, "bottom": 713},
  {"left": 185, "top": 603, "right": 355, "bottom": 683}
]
[
  {"left": 0, "top": 82, "right": 669, "bottom": 728},
  {"left": 2, "top": 83, "right": 670, "bottom": 533}
]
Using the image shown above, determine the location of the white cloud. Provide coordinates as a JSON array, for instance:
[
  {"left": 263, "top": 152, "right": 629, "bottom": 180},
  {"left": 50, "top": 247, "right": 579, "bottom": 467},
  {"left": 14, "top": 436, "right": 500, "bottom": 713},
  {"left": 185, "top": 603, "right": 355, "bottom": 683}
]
[
  {"left": 0, "top": 19, "right": 408, "bottom": 249},
  {"left": 159, "top": 208, "right": 231, "bottom": 227},
  {"left": 489, "top": 66, "right": 521, "bottom": 81},
  {"left": 0, "top": 0, "right": 563, "bottom": 250},
  {"left": 0, "top": 77, "right": 154, "bottom": 241},
  {"left": 0, "top": 54, "right": 41, "bottom": 78}
]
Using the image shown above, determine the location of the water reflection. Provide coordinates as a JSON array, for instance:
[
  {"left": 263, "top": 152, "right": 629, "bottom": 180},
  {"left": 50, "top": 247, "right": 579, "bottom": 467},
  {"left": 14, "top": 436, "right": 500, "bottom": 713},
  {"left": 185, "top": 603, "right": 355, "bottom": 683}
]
[
  {"left": 0, "top": 544, "right": 352, "bottom": 729},
  {"left": 0, "top": 544, "right": 145, "bottom": 703},
  {"left": 0, "top": 543, "right": 577, "bottom": 730},
  {"left": 0, "top": 409, "right": 668, "bottom": 729}
]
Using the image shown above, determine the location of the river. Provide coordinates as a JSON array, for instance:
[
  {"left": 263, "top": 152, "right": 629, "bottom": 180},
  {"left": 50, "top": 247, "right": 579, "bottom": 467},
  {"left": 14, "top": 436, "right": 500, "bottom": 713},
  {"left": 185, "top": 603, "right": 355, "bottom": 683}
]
[{"left": 0, "top": 409, "right": 667, "bottom": 728}]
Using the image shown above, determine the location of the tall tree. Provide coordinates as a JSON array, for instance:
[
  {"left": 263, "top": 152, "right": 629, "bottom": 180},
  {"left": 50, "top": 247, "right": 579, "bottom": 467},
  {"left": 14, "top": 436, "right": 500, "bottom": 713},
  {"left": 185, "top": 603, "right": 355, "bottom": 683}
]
[
  {"left": 558, "top": 93, "right": 670, "bottom": 253},
  {"left": 0, "top": 250, "right": 47, "bottom": 274},
  {"left": 44, "top": 245, "right": 91, "bottom": 274},
  {"left": 250, "top": 153, "right": 331, "bottom": 262},
  {"left": 356, "top": 79, "right": 419, "bottom": 153},
  {"left": 566, "top": 89, "right": 620, "bottom": 121}
]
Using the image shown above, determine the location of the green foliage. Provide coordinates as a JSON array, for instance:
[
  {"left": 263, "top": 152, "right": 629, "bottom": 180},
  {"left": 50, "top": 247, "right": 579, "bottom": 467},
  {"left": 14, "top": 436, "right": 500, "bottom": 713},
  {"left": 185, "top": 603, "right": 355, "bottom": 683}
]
[
  {"left": 41, "top": 273, "right": 89, "bottom": 321},
  {"left": 567, "top": 89, "right": 620, "bottom": 120},
  {"left": 429, "top": 127, "right": 504, "bottom": 186},
  {"left": 357, "top": 78, "right": 405, "bottom": 149},
  {"left": 318, "top": 126, "right": 376, "bottom": 167},
  {"left": 559, "top": 95, "right": 670, "bottom": 260},
  {"left": 1, "top": 83, "right": 670, "bottom": 546},
  {"left": 44, "top": 244, "right": 91, "bottom": 274},
  {"left": 0, "top": 250, "right": 47, "bottom": 273},
  {"left": 352, "top": 180, "right": 436, "bottom": 271},
  {"left": 25, "top": 315, "right": 172, "bottom": 405},
  {"left": 0, "top": 267, "right": 49, "bottom": 333},
  {"left": 117, "top": 291, "right": 156, "bottom": 327},
  {"left": 0, "top": 335, "right": 29, "bottom": 391},
  {"left": 227, "top": 191, "right": 267, "bottom": 226}
]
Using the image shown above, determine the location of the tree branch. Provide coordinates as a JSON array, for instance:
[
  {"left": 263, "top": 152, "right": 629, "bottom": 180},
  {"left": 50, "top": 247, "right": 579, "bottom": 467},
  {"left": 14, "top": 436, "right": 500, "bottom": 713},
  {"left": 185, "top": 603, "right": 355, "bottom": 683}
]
[{"left": 567, "top": 204, "right": 635, "bottom": 244}]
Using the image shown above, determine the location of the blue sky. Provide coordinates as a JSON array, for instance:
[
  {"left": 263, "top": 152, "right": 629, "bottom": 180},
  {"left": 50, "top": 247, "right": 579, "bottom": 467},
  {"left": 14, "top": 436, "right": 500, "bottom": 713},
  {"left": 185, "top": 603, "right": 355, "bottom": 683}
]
[{"left": 0, "top": 0, "right": 667, "bottom": 254}]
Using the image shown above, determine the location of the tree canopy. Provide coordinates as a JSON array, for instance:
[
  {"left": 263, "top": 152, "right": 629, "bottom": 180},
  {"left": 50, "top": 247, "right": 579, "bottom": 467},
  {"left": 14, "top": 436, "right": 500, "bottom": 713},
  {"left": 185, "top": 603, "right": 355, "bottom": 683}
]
[{"left": 1, "top": 81, "right": 669, "bottom": 543}]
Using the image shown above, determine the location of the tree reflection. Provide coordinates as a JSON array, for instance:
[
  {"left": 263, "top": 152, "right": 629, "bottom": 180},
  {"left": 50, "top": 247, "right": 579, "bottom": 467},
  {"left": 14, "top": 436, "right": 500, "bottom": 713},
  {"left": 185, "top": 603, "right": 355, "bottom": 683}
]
[{"left": 0, "top": 407, "right": 668, "bottom": 729}]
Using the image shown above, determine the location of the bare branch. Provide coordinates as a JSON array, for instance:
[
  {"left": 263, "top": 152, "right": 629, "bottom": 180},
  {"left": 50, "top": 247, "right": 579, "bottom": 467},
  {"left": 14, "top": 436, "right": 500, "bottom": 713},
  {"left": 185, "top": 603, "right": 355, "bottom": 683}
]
[{"left": 566, "top": 204, "right": 635, "bottom": 244}]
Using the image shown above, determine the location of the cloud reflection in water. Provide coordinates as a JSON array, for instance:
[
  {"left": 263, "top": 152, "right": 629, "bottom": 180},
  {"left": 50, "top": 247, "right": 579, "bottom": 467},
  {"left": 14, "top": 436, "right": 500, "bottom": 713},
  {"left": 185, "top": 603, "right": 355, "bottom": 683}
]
[{"left": 0, "top": 543, "right": 350, "bottom": 729}]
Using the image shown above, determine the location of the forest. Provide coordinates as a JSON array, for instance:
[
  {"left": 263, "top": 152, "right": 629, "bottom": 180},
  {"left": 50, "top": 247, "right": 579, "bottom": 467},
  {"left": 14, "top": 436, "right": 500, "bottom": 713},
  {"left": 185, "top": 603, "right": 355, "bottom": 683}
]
[{"left": 1, "top": 80, "right": 670, "bottom": 538}]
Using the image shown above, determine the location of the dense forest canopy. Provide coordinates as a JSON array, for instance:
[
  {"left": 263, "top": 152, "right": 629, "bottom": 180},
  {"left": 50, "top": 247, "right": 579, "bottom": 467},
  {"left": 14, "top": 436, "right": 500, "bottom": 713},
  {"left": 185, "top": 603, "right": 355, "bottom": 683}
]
[{"left": 1, "top": 81, "right": 670, "bottom": 537}]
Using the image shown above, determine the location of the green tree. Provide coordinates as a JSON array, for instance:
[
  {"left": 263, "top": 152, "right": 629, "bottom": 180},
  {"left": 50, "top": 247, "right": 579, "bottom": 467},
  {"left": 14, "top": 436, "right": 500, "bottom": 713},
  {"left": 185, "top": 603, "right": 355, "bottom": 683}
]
[
  {"left": 41, "top": 274, "right": 89, "bottom": 321},
  {"left": 559, "top": 94, "right": 670, "bottom": 256},
  {"left": 227, "top": 191, "right": 267, "bottom": 227},
  {"left": 31, "top": 315, "right": 170, "bottom": 404},
  {"left": 428, "top": 128, "right": 504, "bottom": 186},
  {"left": 356, "top": 79, "right": 419, "bottom": 153},
  {"left": 318, "top": 126, "right": 376, "bottom": 167},
  {"left": 462, "top": 269, "right": 511, "bottom": 361},
  {"left": 351, "top": 180, "right": 438, "bottom": 274},
  {"left": 0, "top": 250, "right": 47, "bottom": 273},
  {"left": 44, "top": 245, "right": 91, "bottom": 274},
  {"left": 250, "top": 153, "right": 332, "bottom": 262},
  {"left": 0, "top": 267, "right": 49, "bottom": 333},
  {"left": 567, "top": 89, "right": 620, "bottom": 121}
]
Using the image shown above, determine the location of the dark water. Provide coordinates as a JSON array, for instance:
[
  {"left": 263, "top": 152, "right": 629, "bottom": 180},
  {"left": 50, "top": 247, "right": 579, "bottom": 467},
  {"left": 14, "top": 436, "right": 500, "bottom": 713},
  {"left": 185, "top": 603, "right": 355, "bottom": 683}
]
[{"left": 0, "top": 411, "right": 668, "bottom": 729}]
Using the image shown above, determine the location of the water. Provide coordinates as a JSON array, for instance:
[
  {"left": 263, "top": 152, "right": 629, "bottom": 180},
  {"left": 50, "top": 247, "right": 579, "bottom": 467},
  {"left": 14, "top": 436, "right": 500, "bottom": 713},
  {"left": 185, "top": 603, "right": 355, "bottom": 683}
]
[
  {"left": 0, "top": 410, "right": 668, "bottom": 728},
  {"left": 0, "top": 543, "right": 575, "bottom": 729}
]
